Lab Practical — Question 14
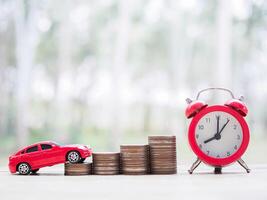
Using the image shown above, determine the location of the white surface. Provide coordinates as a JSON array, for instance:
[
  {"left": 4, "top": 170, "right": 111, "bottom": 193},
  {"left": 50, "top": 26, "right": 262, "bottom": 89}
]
[{"left": 0, "top": 164, "right": 266, "bottom": 200}]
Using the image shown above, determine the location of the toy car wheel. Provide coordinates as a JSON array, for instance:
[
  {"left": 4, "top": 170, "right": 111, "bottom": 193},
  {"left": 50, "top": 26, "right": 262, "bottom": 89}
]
[
  {"left": 67, "top": 151, "right": 81, "bottom": 163},
  {"left": 31, "top": 169, "right": 39, "bottom": 174},
  {"left": 17, "top": 163, "right": 31, "bottom": 175}
]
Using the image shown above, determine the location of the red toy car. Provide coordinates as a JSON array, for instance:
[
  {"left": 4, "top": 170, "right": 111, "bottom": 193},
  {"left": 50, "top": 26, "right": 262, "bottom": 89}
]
[{"left": 9, "top": 141, "right": 92, "bottom": 175}]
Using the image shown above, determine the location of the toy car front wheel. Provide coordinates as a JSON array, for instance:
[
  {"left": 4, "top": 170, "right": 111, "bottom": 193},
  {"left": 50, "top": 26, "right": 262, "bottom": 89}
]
[
  {"left": 17, "top": 163, "right": 31, "bottom": 175},
  {"left": 67, "top": 151, "right": 81, "bottom": 163}
]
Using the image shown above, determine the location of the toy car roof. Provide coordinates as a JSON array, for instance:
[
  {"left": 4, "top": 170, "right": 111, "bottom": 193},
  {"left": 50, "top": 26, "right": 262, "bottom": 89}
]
[
  {"left": 15, "top": 141, "right": 60, "bottom": 154},
  {"left": 29, "top": 141, "right": 59, "bottom": 146}
]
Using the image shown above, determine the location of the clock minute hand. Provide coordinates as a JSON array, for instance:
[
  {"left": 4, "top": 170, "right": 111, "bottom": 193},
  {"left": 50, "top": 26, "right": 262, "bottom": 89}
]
[
  {"left": 204, "top": 118, "right": 229, "bottom": 144},
  {"left": 204, "top": 115, "right": 220, "bottom": 144},
  {"left": 216, "top": 115, "right": 220, "bottom": 134}
]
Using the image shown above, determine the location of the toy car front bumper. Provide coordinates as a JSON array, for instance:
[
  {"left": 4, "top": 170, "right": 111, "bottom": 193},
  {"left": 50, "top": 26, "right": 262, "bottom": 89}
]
[{"left": 84, "top": 149, "right": 92, "bottom": 157}]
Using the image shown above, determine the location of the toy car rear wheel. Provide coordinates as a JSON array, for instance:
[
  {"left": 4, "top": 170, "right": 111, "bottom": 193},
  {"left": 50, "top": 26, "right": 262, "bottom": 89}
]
[
  {"left": 17, "top": 163, "right": 31, "bottom": 175},
  {"left": 67, "top": 151, "right": 81, "bottom": 163}
]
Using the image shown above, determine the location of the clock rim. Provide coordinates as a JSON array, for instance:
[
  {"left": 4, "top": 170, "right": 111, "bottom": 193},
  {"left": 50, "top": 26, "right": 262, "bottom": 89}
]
[{"left": 188, "top": 105, "right": 250, "bottom": 167}]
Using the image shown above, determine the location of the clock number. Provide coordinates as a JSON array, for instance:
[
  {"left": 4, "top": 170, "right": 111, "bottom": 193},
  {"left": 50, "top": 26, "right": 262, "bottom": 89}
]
[
  {"left": 206, "top": 150, "right": 210, "bottom": 155},
  {"left": 227, "top": 152, "right": 231, "bottom": 156},
  {"left": 233, "top": 124, "right": 237, "bottom": 130},
  {"left": 198, "top": 125, "right": 204, "bottom": 130},
  {"left": 216, "top": 155, "right": 220, "bottom": 158},
  {"left": 205, "top": 118, "right": 210, "bottom": 123},
  {"left": 199, "top": 144, "right": 202, "bottom": 149},
  {"left": 234, "top": 145, "right": 238, "bottom": 150},
  {"left": 237, "top": 135, "right": 241, "bottom": 140},
  {"left": 196, "top": 134, "right": 199, "bottom": 139}
]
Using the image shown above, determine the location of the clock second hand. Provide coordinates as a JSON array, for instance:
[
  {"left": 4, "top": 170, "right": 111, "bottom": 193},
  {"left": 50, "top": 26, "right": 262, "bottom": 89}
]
[
  {"left": 204, "top": 118, "right": 229, "bottom": 144},
  {"left": 217, "top": 119, "right": 230, "bottom": 136}
]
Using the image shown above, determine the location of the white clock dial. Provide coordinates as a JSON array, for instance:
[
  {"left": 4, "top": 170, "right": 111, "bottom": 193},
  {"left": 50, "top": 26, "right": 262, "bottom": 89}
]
[{"left": 195, "top": 111, "right": 243, "bottom": 158}]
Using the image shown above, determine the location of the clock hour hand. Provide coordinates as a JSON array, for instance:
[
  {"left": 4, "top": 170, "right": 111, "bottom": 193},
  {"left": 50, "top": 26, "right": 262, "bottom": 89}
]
[{"left": 204, "top": 135, "right": 216, "bottom": 144}]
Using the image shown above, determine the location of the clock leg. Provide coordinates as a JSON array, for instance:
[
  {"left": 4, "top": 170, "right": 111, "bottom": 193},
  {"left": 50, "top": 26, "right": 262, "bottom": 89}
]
[
  {"left": 214, "top": 167, "right": 222, "bottom": 174},
  {"left": 188, "top": 158, "right": 201, "bottom": 174},
  {"left": 237, "top": 158, "right": 251, "bottom": 173}
]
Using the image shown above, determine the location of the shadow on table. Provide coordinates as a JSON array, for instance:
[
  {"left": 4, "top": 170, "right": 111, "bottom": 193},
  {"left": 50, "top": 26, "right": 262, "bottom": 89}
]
[
  {"left": 185, "top": 171, "right": 250, "bottom": 175},
  {"left": 12, "top": 172, "right": 64, "bottom": 176}
]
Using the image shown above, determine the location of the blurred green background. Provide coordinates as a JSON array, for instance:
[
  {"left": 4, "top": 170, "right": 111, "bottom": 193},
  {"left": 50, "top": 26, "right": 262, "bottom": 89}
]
[{"left": 0, "top": 0, "right": 267, "bottom": 166}]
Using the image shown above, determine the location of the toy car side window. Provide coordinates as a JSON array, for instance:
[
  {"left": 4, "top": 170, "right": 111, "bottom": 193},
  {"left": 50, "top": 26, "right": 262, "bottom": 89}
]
[
  {"left": 41, "top": 144, "right": 52, "bottom": 150},
  {"left": 26, "top": 145, "right": 38, "bottom": 153}
]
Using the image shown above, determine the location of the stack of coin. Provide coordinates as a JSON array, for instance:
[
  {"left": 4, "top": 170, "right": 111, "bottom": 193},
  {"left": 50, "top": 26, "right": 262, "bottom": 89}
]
[
  {"left": 64, "top": 162, "right": 92, "bottom": 175},
  {"left": 148, "top": 135, "right": 177, "bottom": 174},
  {"left": 120, "top": 144, "right": 150, "bottom": 175},
  {"left": 93, "top": 152, "right": 120, "bottom": 175}
]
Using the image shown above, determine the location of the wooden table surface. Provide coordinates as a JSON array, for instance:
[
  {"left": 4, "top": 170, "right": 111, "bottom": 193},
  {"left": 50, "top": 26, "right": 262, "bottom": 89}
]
[{"left": 0, "top": 164, "right": 266, "bottom": 200}]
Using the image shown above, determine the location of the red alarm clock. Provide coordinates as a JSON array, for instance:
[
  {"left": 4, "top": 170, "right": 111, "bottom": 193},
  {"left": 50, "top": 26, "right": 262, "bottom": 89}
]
[{"left": 185, "top": 88, "right": 250, "bottom": 174}]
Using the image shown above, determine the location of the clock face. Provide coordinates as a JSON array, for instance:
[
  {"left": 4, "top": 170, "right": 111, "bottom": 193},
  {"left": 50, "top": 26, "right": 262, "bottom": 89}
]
[{"left": 195, "top": 111, "right": 243, "bottom": 159}]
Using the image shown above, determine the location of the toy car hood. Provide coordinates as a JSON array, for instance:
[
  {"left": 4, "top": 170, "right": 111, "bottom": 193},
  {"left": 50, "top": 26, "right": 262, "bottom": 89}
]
[{"left": 63, "top": 144, "right": 90, "bottom": 150}]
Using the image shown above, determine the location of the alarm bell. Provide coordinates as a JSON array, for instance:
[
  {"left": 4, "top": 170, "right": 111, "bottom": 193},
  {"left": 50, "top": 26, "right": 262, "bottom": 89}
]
[
  {"left": 185, "top": 88, "right": 248, "bottom": 118},
  {"left": 225, "top": 97, "right": 248, "bottom": 117}
]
